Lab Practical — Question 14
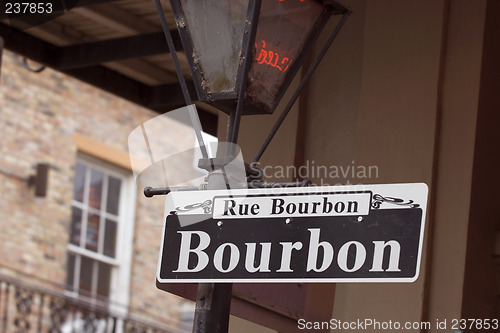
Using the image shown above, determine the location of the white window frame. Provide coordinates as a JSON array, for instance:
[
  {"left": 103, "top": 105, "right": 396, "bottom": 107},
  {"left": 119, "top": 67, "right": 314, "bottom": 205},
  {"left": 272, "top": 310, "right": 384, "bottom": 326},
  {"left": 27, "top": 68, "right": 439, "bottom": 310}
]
[{"left": 67, "top": 153, "right": 136, "bottom": 316}]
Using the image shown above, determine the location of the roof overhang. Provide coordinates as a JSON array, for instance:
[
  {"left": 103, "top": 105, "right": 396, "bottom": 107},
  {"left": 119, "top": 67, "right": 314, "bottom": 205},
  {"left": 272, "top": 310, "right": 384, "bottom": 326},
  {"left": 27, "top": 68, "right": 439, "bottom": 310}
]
[{"left": 0, "top": 0, "right": 218, "bottom": 135}]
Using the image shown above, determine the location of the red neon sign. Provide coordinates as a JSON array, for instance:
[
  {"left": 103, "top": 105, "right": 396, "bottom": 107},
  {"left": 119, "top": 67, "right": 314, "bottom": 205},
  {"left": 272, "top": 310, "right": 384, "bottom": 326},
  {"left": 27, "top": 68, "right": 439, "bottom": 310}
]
[{"left": 255, "top": 40, "right": 291, "bottom": 72}]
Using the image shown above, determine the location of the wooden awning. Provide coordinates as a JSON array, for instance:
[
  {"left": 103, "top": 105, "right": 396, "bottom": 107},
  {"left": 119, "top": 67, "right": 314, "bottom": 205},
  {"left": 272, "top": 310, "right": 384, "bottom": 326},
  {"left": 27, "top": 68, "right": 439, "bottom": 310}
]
[{"left": 0, "top": 0, "right": 218, "bottom": 135}]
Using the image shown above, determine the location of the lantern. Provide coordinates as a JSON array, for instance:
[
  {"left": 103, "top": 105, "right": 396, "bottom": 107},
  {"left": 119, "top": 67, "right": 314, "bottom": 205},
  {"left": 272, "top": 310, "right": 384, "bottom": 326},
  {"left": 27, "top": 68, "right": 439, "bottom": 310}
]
[{"left": 170, "top": 0, "right": 351, "bottom": 115}]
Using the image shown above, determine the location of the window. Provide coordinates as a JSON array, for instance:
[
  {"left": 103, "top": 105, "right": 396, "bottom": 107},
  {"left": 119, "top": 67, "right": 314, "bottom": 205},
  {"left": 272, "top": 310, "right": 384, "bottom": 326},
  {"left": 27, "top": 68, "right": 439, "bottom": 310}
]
[{"left": 66, "top": 154, "right": 135, "bottom": 311}]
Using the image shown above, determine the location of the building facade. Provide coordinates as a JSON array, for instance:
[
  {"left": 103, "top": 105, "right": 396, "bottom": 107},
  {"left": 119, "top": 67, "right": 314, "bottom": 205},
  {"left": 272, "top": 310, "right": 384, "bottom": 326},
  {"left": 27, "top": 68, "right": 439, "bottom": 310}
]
[{"left": 0, "top": 49, "right": 193, "bottom": 332}]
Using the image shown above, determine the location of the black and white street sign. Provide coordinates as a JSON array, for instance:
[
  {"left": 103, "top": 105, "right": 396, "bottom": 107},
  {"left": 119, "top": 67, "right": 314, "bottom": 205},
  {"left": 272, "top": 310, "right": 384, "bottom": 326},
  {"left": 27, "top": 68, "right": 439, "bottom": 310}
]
[{"left": 157, "top": 183, "right": 428, "bottom": 283}]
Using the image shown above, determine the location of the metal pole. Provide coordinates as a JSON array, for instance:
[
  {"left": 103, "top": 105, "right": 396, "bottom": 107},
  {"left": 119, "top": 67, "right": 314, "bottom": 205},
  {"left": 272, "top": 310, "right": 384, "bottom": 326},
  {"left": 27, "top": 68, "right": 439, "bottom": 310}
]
[
  {"left": 229, "top": 0, "right": 262, "bottom": 145},
  {"left": 154, "top": 0, "right": 192, "bottom": 106},
  {"left": 154, "top": 0, "right": 209, "bottom": 160},
  {"left": 193, "top": 2, "right": 261, "bottom": 330},
  {"left": 192, "top": 283, "right": 233, "bottom": 333},
  {"left": 153, "top": 2, "right": 234, "bottom": 331},
  {"left": 192, "top": 167, "right": 239, "bottom": 333}
]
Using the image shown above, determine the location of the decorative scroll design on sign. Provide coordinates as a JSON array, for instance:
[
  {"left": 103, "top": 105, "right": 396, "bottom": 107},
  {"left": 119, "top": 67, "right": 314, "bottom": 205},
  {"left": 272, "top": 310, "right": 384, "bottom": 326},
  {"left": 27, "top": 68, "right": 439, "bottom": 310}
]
[
  {"left": 371, "top": 194, "right": 420, "bottom": 209},
  {"left": 176, "top": 200, "right": 213, "bottom": 214}
]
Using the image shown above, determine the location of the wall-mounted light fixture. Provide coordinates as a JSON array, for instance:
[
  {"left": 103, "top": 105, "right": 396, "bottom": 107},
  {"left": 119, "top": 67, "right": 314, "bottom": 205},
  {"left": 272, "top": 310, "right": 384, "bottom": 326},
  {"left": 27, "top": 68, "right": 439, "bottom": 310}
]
[
  {"left": 0, "top": 162, "right": 51, "bottom": 197},
  {"left": 27, "top": 163, "right": 50, "bottom": 197}
]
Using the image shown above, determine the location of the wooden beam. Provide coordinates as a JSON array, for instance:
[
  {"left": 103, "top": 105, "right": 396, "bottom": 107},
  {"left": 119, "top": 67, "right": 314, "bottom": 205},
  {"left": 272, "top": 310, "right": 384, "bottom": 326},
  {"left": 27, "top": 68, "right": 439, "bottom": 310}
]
[
  {"left": 63, "top": 65, "right": 188, "bottom": 108},
  {"left": 0, "top": 24, "right": 188, "bottom": 108},
  {"left": 63, "top": 65, "right": 152, "bottom": 105},
  {"left": 0, "top": 22, "right": 218, "bottom": 135},
  {"left": 23, "top": 20, "right": 82, "bottom": 46},
  {"left": 0, "top": 23, "right": 56, "bottom": 64},
  {"left": 148, "top": 81, "right": 197, "bottom": 109},
  {"left": 149, "top": 104, "right": 219, "bottom": 137},
  {"left": 73, "top": 3, "right": 158, "bottom": 34},
  {"left": 197, "top": 107, "right": 219, "bottom": 137},
  {"left": 147, "top": 83, "right": 221, "bottom": 137},
  {"left": 71, "top": 0, "right": 125, "bottom": 8},
  {"left": 24, "top": 20, "right": 181, "bottom": 85},
  {"left": 54, "top": 31, "right": 182, "bottom": 70},
  {"left": 104, "top": 59, "right": 177, "bottom": 85}
]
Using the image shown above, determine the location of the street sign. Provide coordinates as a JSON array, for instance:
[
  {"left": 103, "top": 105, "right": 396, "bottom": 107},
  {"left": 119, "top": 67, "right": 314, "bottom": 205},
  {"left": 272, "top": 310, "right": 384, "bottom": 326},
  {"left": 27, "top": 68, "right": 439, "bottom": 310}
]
[{"left": 157, "top": 183, "right": 428, "bottom": 283}]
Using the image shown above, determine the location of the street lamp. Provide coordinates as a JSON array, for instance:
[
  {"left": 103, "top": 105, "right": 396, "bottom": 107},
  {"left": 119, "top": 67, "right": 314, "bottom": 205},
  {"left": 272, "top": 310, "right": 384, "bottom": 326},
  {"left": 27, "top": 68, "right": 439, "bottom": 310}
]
[
  {"left": 171, "top": 0, "right": 350, "bottom": 116},
  {"left": 157, "top": 0, "right": 350, "bottom": 147},
  {"left": 151, "top": 1, "right": 351, "bottom": 332}
]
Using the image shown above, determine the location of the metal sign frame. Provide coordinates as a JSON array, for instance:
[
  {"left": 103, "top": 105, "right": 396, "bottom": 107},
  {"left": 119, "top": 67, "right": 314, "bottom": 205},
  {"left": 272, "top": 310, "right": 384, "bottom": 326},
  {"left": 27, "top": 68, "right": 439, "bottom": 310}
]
[{"left": 157, "top": 183, "right": 428, "bottom": 284}]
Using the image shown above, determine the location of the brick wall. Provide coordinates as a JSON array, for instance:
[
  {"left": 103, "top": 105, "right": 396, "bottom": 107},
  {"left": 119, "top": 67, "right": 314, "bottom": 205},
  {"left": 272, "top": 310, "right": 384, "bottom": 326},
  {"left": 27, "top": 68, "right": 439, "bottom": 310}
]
[{"left": 0, "top": 50, "right": 192, "bottom": 328}]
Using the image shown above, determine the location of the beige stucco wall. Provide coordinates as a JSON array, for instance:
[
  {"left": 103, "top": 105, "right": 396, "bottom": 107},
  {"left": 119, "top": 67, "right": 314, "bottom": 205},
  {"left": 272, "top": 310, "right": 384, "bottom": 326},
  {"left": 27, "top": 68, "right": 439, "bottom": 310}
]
[
  {"left": 306, "top": 0, "right": 489, "bottom": 330},
  {"left": 229, "top": 0, "right": 494, "bottom": 332}
]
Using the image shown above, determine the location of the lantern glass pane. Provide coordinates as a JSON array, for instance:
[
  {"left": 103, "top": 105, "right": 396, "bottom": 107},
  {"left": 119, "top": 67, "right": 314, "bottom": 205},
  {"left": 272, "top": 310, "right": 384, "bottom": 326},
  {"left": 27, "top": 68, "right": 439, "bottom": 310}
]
[
  {"left": 248, "top": 0, "right": 324, "bottom": 111},
  {"left": 180, "top": 0, "right": 249, "bottom": 95}
]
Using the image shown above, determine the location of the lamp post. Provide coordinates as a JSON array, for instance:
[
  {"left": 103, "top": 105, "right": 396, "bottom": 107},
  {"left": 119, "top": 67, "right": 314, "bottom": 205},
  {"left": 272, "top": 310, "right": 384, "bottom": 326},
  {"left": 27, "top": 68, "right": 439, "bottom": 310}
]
[
  {"left": 168, "top": 0, "right": 351, "bottom": 146},
  {"left": 152, "top": 1, "right": 351, "bottom": 332}
]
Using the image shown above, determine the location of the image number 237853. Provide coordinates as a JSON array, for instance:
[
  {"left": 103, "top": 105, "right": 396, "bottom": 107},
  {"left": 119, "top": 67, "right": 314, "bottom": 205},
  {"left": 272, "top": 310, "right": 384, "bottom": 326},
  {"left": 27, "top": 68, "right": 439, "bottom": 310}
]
[{"left": 5, "top": 2, "right": 53, "bottom": 14}]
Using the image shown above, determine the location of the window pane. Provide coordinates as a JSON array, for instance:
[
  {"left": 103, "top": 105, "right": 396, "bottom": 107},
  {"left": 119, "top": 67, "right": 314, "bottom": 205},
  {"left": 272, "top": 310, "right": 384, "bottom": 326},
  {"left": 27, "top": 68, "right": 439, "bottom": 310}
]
[
  {"left": 106, "top": 176, "right": 121, "bottom": 215},
  {"left": 85, "top": 213, "right": 100, "bottom": 252},
  {"left": 97, "top": 262, "right": 111, "bottom": 297},
  {"left": 103, "top": 219, "right": 117, "bottom": 258},
  {"left": 66, "top": 253, "right": 76, "bottom": 292},
  {"left": 89, "top": 169, "right": 104, "bottom": 209},
  {"left": 73, "top": 163, "right": 86, "bottom": 203},
  {"left": 70, "top": 207, "right": 83, "bottom": 246},
  {"left": 79, "top": 256, "right": 94, "bottom": 295},
  {"left": 67, "top": 157, "right": 129, "bottom": 303}
]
